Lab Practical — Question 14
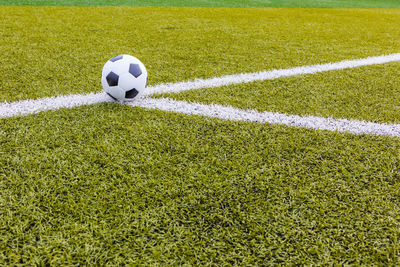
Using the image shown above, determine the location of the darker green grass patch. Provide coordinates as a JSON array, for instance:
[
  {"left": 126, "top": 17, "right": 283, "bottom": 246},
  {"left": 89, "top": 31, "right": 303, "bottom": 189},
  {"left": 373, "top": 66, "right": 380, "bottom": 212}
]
[
  {"left": 1, "top": 0, "right": 400, "bottom": 8},
  {"left": 1, "top": 104, "right": 400, "bottom": 264}
]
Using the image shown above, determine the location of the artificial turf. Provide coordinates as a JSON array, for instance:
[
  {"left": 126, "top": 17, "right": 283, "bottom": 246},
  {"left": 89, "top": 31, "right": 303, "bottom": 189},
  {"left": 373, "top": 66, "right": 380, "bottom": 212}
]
[
  {"left": 2, "top": 3, "right": 400, "bottom": 265},
  {"left": 1, "top": 104, "right": 400, "bottom": 265},
  {"left": 160, "top": 62, "right": 400, "bottom": 124},
  {"left": 1, "top": 7, "right": 400, "bottom": 103},
  {"left": 1, "top": 0, "right": 400, "bottom": 8}
]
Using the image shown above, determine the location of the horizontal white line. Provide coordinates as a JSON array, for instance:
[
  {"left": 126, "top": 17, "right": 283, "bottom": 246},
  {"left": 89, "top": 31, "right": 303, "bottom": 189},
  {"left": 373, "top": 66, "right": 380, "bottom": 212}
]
[
  {"left": 0, "top": 92, "right": 110, "bottom": 118},
  {"left": 129, "top": 97, "right": 400, "bottom": 137},
  {"left": 143, "top": 53, "right": 400, "bottom": 95}
]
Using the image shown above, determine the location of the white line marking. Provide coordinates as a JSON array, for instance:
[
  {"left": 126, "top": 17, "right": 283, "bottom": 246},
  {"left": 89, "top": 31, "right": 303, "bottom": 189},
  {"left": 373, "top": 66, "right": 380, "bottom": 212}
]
[
  {"left": 0, "top": 92, "right": 111, "bottom": 118},
  {"left": 143, "top": 53, "right": 400, "bottom": 95},
  {"left": 128, "top": 97, "right": 400, "bottom": 137},
  {"left": 1, "top": 53, "right": 400, "bottom": 137}
]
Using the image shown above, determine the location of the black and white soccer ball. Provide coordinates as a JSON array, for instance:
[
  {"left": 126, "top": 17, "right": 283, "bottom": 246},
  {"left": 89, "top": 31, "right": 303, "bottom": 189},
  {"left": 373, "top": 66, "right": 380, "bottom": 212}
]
[{"left": 101, "top": 54, "right": 147, "bottom": 102}]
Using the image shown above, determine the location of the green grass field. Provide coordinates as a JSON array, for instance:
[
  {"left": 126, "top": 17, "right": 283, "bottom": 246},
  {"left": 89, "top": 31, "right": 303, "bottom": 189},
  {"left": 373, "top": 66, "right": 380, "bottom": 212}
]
[
  {"left": 1, "top": 1, "right": 400, "bottom": 265},
  {"left": 1, "top": 0, "right": 400, "bottom": 7},
  {"left": 2, "top": 104, "right": 400, "bottom": 265},
  {"left": 1, "top": 7, "right": 400, "bottom": 103}
]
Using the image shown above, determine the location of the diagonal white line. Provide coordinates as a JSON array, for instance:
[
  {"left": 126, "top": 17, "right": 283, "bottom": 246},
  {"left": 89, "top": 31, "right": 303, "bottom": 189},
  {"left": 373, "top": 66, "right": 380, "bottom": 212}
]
[
  {"left": 1, "top": 53, "right": 400, "bottom": 137},
  {"left": 1, "top": 92, "right": 400, "bottom": 137},
  {"left": 143, "top": 53, "right": 400, "bottom": 95},
  {"left": 128, "top": 97, "right": 400, "bottom": 137}
]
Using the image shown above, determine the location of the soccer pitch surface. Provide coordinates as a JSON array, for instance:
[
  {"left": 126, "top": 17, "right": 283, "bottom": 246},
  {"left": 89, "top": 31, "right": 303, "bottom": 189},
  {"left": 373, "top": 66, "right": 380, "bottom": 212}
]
[{"left": 1, "top": 3, "right": 400, "bottom": 265}]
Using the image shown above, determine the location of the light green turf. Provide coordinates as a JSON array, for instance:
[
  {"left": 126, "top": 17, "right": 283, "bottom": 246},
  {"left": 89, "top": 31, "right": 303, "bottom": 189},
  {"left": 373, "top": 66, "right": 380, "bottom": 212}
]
[
  {"left": 159, "top": 62, "right": 400, "bottom": 124},
  {"left": 1, "top": 105, "right": 400, "bottom": 264},
  {"left": 1, "top": 7, "right": 400, "bottom": 103},
  {"left": 1, "top": 0, "right": 400, "bottom": 8}
]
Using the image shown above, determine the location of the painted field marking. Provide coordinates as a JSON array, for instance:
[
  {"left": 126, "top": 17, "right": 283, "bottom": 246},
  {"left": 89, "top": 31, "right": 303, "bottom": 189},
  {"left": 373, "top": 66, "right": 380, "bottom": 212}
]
[
  {"left": 0, "top": 92, "right": 111, "bottom": 118},
  {"left": 1, "top": 53, "right": 400, "bottom": 137},
  {"left": 144, "top": 53, "right": 400, "bottom": 95},
  {"left": 129, "top": 97, "right": 400, "bottom": 137}
]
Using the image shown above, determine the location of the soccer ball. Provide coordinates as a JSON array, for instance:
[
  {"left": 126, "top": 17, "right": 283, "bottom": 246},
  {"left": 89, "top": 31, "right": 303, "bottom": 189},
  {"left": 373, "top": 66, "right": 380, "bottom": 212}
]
[{"left": 101, "top": 54, "right": 147, "bottom": 101}]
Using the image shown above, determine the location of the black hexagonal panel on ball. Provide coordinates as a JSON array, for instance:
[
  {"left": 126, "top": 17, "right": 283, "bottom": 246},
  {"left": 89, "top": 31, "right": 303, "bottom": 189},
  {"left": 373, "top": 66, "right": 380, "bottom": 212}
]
[
  {"left": 129, "top": 64, "right": 142, "bottom": 78},
  {"left": 125, "top": 88, "right": 139, "bottom": 99},
  {"left": 106, "top": 72, "right": 119, "bottom": 87}
]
